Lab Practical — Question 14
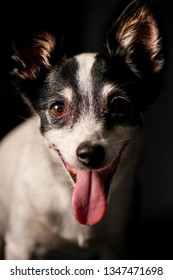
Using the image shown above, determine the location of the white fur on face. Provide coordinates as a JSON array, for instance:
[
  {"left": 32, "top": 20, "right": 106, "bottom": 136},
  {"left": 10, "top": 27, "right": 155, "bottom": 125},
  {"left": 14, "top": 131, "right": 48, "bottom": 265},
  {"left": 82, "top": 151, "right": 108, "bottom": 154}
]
[
  {"left": 61, "top": 87, "right": 73, "bottom": 102},
  {"left": 101, "top": 83, "right": 118, "bottom": 99},
  {"left": 75, "top": 53, "right": 96, "bottom": 96}
]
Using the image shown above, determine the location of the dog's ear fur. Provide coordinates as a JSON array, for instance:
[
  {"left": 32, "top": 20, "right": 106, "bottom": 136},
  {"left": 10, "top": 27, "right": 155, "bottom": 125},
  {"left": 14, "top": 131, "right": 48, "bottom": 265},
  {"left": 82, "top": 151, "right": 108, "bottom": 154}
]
[
  {"left": 107, "top": 0, "right": 164, "bottom": 76},
  {"left": 12, "top": 31, "right": 56, "bottom": 80}
]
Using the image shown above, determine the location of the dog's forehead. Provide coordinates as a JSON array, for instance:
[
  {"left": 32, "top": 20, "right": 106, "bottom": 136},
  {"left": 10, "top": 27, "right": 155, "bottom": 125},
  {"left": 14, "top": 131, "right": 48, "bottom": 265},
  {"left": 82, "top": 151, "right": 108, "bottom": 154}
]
[
  {"left": 44, "top": 52, "right": 120, "bottom": 107},
  {"left": 63, "top": 53, "right": 118, "bottom": 99},
  {"left": 47, "top": 52, "right": 129, "bottom": 103}
]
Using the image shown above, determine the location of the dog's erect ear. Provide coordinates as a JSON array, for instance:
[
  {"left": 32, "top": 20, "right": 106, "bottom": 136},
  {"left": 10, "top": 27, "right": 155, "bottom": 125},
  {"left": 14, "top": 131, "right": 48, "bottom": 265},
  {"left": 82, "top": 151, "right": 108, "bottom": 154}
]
[
  {"left": 107, "top": 0, "right": 164, "bottom": 76},
  {"left": 12, "top": 31, "right": 56, "bottom": 80}
]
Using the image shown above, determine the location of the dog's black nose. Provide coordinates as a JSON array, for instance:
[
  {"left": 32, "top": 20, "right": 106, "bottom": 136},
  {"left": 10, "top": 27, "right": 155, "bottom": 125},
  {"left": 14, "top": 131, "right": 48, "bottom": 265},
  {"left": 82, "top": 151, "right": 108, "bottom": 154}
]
[{"left": 76, "top": 141, "right": 105, "bottom": 168}]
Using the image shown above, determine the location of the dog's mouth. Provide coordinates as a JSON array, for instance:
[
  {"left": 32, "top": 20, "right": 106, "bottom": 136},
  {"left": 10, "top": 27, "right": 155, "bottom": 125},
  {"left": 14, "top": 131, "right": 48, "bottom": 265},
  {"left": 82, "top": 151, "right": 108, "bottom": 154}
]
[{"left": 57, "top": 145, "right": 126, "bottom": 226}]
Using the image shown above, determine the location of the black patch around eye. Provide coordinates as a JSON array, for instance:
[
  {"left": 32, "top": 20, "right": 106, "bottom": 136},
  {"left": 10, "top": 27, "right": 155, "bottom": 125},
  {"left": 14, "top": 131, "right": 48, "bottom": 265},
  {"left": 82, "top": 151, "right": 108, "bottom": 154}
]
[
  {"left": 104, "top": 96, "right": 143, "bottom": 130},
  {"left": 47, "top": 102, "right": 70, "bottom": 129},
  {"left": 38, "top": 99, "right": 71, "bottom": 134},
  {"left": 109, "top": 96, "right": 133, "bottom": 121}
]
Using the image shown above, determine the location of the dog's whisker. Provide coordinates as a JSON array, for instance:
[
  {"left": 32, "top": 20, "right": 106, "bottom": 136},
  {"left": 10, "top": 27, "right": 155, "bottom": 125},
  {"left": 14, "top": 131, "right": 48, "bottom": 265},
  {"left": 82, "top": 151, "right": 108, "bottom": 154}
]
[
  {"left": 105, "top": 137, "right": 133, "bottom": 145},
  {"left": 15, "top": 114, "right": 31, "bottom": 122},
  {"left": 114, "top": 138, "right": 133, "bottom": 145},
  {"left": 118, "top": 81, "right": 135, "bottom": 90},
  {"left": 30, "top": 150, "right": 46, "bottom": 169}
]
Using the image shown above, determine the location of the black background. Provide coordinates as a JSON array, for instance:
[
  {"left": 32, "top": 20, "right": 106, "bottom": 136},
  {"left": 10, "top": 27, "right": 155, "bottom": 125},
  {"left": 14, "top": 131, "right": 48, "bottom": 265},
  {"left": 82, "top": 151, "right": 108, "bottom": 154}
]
[{"left": 1, "top": 0, "right": 173, "bottom": 259}]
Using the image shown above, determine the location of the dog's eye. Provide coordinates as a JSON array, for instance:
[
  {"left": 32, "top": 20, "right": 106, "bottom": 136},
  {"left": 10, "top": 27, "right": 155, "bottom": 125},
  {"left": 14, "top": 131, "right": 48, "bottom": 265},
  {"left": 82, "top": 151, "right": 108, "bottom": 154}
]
[
  {"left": 110, "top": 97, "right": 132, "bottom": 119},
  {"left": 50, "top": 101, "right": 67, "bottom": 118}
]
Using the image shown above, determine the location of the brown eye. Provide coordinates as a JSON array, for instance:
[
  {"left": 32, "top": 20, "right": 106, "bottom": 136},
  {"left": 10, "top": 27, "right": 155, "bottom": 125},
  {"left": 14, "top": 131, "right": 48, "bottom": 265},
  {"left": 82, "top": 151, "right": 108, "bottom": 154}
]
[{"left": 50, "top": 101, "right": 67, "bottom": 118}]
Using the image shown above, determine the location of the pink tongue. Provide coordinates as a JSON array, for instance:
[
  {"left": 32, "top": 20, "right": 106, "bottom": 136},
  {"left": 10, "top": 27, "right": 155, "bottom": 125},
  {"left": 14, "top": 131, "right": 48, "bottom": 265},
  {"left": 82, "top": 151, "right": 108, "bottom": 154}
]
[{"left": 72, "top": 169, "right": 107, "bottom": 225}]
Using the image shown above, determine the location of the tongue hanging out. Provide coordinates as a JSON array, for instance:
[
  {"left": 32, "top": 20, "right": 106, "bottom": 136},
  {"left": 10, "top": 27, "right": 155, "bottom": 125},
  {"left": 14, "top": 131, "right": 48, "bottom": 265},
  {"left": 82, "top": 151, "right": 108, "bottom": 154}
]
[
  {"left": 72, "top": 169, "right": 107, "bottom": 225},
  {"left": 60, "top": 144, "right": 126, "bottom": 226}
]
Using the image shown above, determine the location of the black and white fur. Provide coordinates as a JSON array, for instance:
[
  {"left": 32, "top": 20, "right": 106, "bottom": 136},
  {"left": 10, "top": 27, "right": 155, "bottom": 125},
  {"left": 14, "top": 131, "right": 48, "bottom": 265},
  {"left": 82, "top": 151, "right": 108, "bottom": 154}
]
[{"left": 0, "top": 0, "right": 165, "bottom": 259}]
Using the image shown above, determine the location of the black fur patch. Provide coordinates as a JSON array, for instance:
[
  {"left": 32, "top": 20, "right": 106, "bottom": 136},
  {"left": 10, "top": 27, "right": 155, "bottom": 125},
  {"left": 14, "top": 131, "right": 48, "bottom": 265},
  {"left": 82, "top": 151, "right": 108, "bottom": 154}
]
[{"left": 34, "top": 53, "right": 160, "bottom": 134}]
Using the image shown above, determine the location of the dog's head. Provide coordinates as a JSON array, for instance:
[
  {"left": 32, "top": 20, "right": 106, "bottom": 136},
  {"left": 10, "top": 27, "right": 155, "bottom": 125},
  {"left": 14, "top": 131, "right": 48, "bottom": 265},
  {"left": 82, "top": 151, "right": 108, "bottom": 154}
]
[{"left": 11, "top": 0, "right": 165, "bottom": 225}]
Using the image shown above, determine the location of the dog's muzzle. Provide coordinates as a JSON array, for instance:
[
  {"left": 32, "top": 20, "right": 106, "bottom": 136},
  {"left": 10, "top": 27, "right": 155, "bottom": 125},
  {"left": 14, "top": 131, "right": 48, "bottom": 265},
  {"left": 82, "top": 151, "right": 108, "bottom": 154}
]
[{"left": 57, "top": 142, "right": 127, "bottom": 226}]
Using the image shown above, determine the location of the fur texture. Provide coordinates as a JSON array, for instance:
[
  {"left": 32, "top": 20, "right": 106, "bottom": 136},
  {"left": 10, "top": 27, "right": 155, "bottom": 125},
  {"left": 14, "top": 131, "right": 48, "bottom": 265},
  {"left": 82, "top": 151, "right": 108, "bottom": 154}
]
[{"left": 0, "top": 0, "right": 164, "bottom": 259}]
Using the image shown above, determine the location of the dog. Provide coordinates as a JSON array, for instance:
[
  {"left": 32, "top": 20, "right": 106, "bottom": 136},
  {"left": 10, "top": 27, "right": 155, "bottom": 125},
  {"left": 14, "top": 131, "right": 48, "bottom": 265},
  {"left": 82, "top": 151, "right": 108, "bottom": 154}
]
[{"left": 0, "top": 0, "right": 165, "bottom": 259}]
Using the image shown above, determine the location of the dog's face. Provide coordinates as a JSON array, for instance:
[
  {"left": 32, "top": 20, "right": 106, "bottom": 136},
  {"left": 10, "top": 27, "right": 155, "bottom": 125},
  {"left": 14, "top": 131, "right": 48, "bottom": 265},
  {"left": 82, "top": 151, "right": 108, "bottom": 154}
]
[
  {"left": 42, "top": 52, "right": 140, "bottom": 168},
  {"left": 12, "top": 1, "right": 164, "bottom": 225}
]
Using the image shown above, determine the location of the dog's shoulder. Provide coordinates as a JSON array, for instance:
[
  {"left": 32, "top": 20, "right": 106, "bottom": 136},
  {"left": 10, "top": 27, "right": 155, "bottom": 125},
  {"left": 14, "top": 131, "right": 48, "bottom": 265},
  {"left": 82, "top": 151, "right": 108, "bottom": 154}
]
[{"left": 0, "top": 117, "right": 44, "bottom": 196}]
